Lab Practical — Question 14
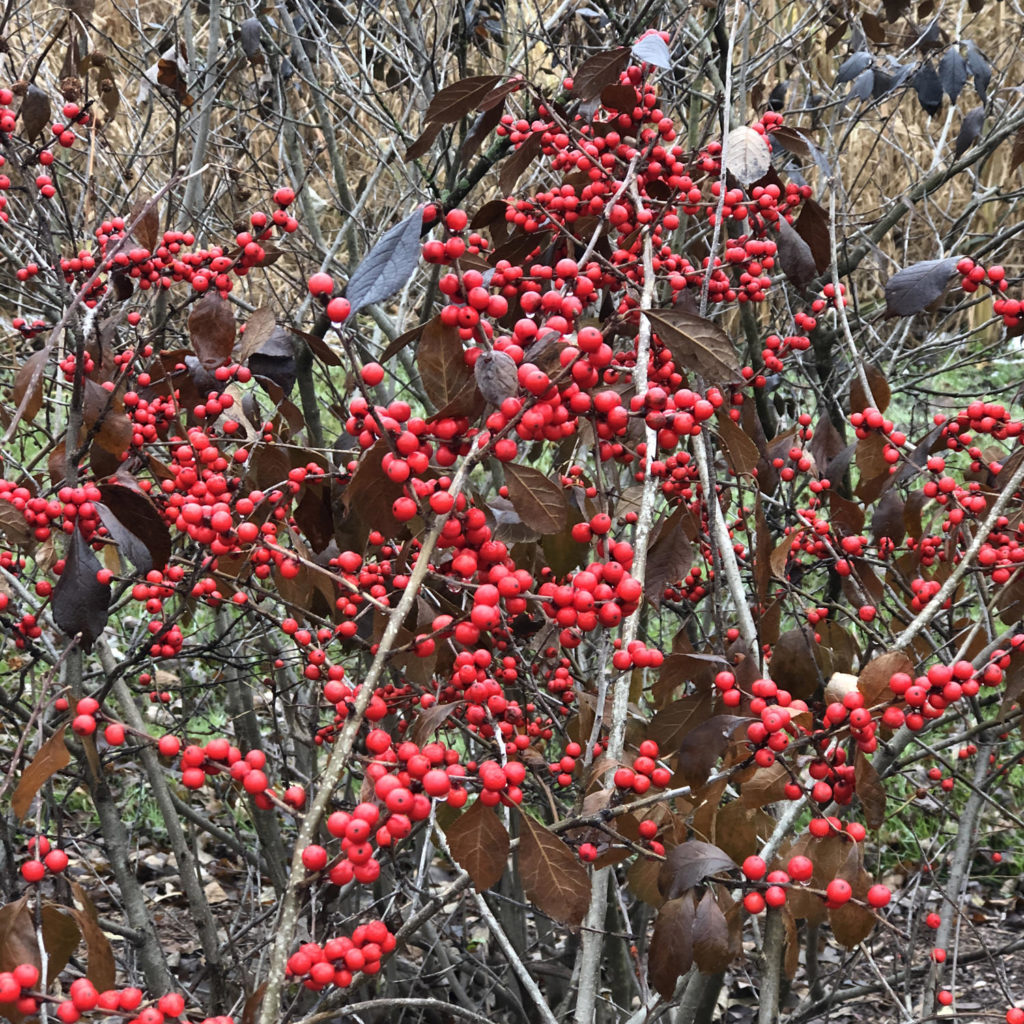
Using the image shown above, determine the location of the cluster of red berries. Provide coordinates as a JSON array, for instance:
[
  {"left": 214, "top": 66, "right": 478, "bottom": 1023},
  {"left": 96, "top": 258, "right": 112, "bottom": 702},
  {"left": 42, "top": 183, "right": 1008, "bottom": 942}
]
[
  {"left": 285, "top": 920, "right": 396, "bottom": 990},
  {"left": 611, "top": 739, "right": 672, "bottom": 792},
  {"left": 19, "top": 836, "right": 69, "bottom": 882}
]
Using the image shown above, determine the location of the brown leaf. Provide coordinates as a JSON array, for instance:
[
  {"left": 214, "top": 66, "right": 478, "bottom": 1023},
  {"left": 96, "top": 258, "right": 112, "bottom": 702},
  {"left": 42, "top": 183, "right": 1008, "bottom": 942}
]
[
  {"left": 854, "top": 749, "right": 886, "bottom": 829},
  {"left": 871, "top": 488, "right": 905, "bottom": 546},
  {"left": 647, "top": 309, "right": 740, "bottom": 385},
  {"left": 849, "top": 364, "right": 892, "bottom": 414},
  {"left": 425, "top": 75, "right": 502, "bottom": 123},
  {"left": 769, "top": 533, "right": 796, "bottom": 579},
  {"left": 446, "top": 798, "right": 509, "bottom": 892},
  {"left": 504, "top": 462, "right": 568, "bottom": 534},
  {"left": 573, "top": 47, "right": 631, "bottom": 101},
  {"left": 128, "top": 195, "right": 160, "bottom": 253},
  {"left": 740, "top": 760, "right": 790, "bottom": 808},
  {"left": 517, "top": 813, "right": 591, "bottom": 929},
  {"left": 461, "top": 102, "right": 506, "bottom": 167},
  {"left": 794, "top": 199, "right": 831, "bottom": 273},
  {"left": 12, "top": 350, "right": 47, "bottom": 422},
  {"left": 342, "top": 440, "right": 409, "bottom": 539},
  {"left": 405, "top": 120, "right": 444, "bottom": 162},
  {"left": 658, "top": 841, "right": 737, "bottom": 901},
  {"left": 648, "top": 895, "right": 694, "bottom": 998},
  {"left": 417, "top": 318, "right": 474, "bottom": 411},
  {"left": 238, "top": 307, "right": 278, "bottom": 362},
  {"left": 1012, "top": 125, "right": 1024, "bottom": 173},
  {"left": 714, "top": 801, "right": 776, "bottom": 866},
  {"left": 715, "top": 414, "right": 761, "bottom": 476},
  {"left": 12, "top": 727, "right": 70, "bottom": 819},
  {"left": 82, "top": 380, "right": 132, "bottom": 456},
  {"left": 677, "top": 716, "right": 747, "bottom": 789},
  {"left": 645, "top": 506, "right": 694, "bottom": 609},
  {"left": 41, "top": 905, "right": 80, "bottom": 985},
  {"left": 188, "top": 293, "right": 236, "bottom": 370},
  {"left": 648, "top": 692, "right": 713, "bottom": 752},
  {"left": 499, "top": 132, "right": 543, "bottom": 195},
  {"left": 857, "top": 650, "right": 912, "bottom": 705},
  {"left": 829, "top": 844, "right": 876, "bottom": 947},
  {"left": 627, "top": 856, "right": 664, "bottom": 908},
  {"left": 693, "top": 890, "right": 733, "bottom": 973},
  {"left": 0, "top": 502, "right": 32, "bottom": 548},
  {"left": 0, "top": 896, "right": 39, "bottom": 986},
  {"left": 67, "top": 882, "right": 114, "bottom": 992},
  {"left": 769, "top": 628, "right": 827, "bottom": 700}
]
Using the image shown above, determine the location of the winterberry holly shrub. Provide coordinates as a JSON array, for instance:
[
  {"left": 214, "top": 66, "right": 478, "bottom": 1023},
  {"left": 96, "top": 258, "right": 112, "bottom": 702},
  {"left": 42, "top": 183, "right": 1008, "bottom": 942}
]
[{"left": 4, "top": 5, "right": 1024, "bottom": 1024}]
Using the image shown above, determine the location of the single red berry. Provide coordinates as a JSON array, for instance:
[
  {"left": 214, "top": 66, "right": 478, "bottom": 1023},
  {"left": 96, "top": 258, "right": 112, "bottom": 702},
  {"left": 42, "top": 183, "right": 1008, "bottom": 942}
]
[
  {"left": 301, "top": 845, "right": 328, "bottom": 872},
  {"left": 307, "top": 272, "right": 334, "bottom": 297}
]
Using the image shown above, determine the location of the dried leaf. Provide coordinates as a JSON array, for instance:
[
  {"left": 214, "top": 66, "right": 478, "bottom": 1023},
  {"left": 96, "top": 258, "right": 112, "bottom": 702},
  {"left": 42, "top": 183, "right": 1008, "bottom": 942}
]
[
  {"left": 854, "top": 749, "right": 886, "bottom": 828},
  {"left": 645, "top": 507, "right": 694, "bottom": 609},
  {"left": 41, "top": 905, "right": 80, "bottom": 985},
  {"left": 716, "top": 415, "right": 761, "bottom": 476},
  {"left": 445, "top": 798, "right": 509, "bottom": 891},
  {"left": 52, "top": 531, "right": 110, "bottom": 650},
  {"left": 517, "top": 813, "right": 591, "bottom": 928},
  {"left": 857, "top": 650, "right": 912, "bottom": 705},
  {"left": 129, "top": 196, "right": 160, "bottom": 253},
  {"left": 647, "top": 308, "right": 739, "bottom": 384},
  {"left": 649, "top": 895, "right": 694, "bottom": 998},
  {"left": 503, "top": 462, "right": 568, "bottom": 534},
  {"left": 12, "top": 350, "right": 47, "bottom": 422},
  {"left": 631, "top": 34, "right": 672, "bottom": 70},
  {"left": 0, "top": 896, "right": 38, "bottom": 987},
  {"left": 659, "top": 842, "right": 737, "bottom": 901},
  {"left": 405, "top": 120, "right": 444, "bottom": 162},
  {"left": 648, "top": 693, "right": 714, "bottom": 751},
  {"left": 20, "top": 84, "right": 50, "bottom": 142},
  {"left": 346, "top": 208, "right": 423, "bottom": 319},
  {"left": 884, "top": 257, "right": 958, "bottom": 317},
  {"left": 724, "top": 126, "right": 771, "bottom": 186},
  {"left": 12, "top": 727, "right": 70, "bottom": 819},
  {"left": 499, "top": 132, "right": 543, "bottom": 195},
  {"left": 965, "top": 40, "right": 990, "bottom": 104},
  {"left": 69, "top": 882, "right": 115, "bottom": 993},
  {"left": 238, "top": 307, "right": 278, "bottom": 362},
  {"left": 849, "top": 363, "right": 891, "bottom": 414},
  {"left": 474, "top": 349, "right": 518, "bottom": 405}
]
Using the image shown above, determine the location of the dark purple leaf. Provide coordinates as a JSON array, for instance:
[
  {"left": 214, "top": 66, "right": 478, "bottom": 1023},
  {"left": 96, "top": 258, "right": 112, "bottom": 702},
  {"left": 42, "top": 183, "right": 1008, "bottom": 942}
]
[
  {"left": 188, "top": 293, "right": 236, "bottom": 370},
  {"left": 677, "top": 715, "right": 748, "bottom": 789},
  {"left": 346, "top": 208, "right": 423, "bottom": 319},
  {"left": 914, "top": 61, "right": 943, "bottom": 115},
  {"left": 776, "top": 216, "right": 817, "bottom": 287},
  {"left": 954, "top": 107, "right": 985, "bottom": 160},
  {"left": 965, "top": 41, "right": 990, "bottom": 104},
  {"left": 240, "top": 18, "right": 262, "bottom": 60},
  {"left": 836, "top": 51, "right": 872, "bottom": 84},
  {"left": 938, "top": 49, "right": 967, "bottom": 101},
  {"left": 631, "top": 34, "right": 672, "bottom": 70},
  {"left": 424, "top": 75, "right": 502, "bottom": 124},
  {"left": 572, "top": 47, "right": 630, "bottom": 102},
  {"left": 848, "top": 68, "right": 874, "bottom": 102},
  {"left": 884, "top": 257, "right": 958, "bottom": 317},
  {"left": 53, "top": 531, "right": 111, "bottom": 651}
]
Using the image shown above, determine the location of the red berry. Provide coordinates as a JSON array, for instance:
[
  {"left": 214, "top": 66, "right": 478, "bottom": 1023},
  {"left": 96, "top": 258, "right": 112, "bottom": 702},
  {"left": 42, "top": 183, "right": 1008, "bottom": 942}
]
[
  {"left": 301, "top": 845, "right": 328, "bottom": 871},
  {"left": 307, "top": 272, "right": 334, "bottom": 297}
]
